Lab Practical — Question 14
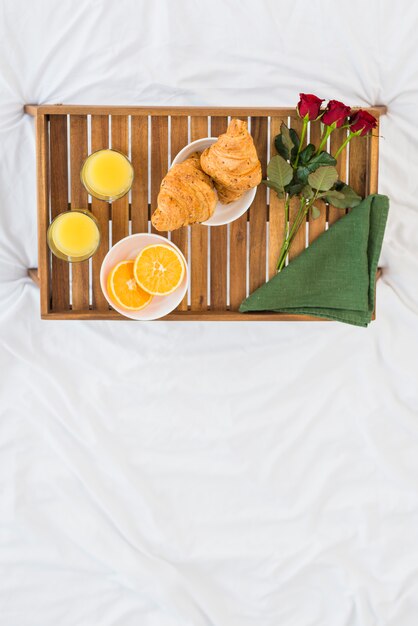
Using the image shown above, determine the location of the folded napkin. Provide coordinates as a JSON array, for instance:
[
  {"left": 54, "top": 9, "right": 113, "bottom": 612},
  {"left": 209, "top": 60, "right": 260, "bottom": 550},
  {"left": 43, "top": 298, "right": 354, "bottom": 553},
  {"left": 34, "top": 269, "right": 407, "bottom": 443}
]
[{"left": 240, "top": 194, "right": 389, "bottom": 327}]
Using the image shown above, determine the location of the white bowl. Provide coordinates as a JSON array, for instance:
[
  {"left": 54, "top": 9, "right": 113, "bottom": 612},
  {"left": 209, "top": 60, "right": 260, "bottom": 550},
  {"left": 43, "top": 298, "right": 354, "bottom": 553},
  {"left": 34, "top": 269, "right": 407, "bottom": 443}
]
[
  {"left": 171, "top": 137, "right": 257, "bottom": 226},
  {"left": 100, "top": 233, "right": 188, "bottom": 320}
]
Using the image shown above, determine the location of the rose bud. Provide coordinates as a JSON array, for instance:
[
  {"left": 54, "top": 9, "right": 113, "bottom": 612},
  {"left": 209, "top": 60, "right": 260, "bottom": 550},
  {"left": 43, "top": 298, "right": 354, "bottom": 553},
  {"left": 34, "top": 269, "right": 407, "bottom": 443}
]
[
  {"left": 349, "top": 110, "right": 377, "bottom": 136},
  {"left": 297, "top": 93, "right": 324, "bottom": 120},
  {"left": 322, "top": 100, "right": 351, "bottom": 127}
]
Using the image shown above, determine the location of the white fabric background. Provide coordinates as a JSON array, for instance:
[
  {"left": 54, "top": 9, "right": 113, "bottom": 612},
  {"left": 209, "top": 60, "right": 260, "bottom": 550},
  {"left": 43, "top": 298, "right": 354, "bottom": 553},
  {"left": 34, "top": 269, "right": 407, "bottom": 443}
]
[{"left": 1, "top": 1, "right": 418, "bottom": 624}]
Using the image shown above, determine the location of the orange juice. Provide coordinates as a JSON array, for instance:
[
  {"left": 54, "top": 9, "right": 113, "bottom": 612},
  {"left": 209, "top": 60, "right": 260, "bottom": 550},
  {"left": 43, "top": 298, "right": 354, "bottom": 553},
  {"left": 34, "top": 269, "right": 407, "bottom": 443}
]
[
  {"left": 47, "top": 210, "right": 100, "bottom": 262},
  {"left": 81, "top": 149, "right": 134, "bottom": 201}
]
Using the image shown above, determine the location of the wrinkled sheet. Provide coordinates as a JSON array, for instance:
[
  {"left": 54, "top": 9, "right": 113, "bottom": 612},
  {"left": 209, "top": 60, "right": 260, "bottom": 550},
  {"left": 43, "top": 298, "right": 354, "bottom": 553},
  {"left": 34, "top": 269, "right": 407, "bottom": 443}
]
[{"left": 1, "top": 1, "right": 418, "bottom": 624}]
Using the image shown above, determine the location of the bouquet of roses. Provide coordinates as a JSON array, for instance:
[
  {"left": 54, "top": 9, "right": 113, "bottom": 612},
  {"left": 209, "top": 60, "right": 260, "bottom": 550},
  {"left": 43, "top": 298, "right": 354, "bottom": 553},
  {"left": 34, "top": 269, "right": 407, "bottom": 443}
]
[{"left": 264, "top": 94, "right": 377, "bottom": 271}]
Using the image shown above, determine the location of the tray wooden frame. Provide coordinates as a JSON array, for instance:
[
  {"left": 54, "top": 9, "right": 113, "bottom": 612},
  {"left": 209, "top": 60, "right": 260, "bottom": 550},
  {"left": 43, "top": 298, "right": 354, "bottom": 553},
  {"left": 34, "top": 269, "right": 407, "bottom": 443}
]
[{"left": 25, "top": 104, "right": 385, "bottom": 321}]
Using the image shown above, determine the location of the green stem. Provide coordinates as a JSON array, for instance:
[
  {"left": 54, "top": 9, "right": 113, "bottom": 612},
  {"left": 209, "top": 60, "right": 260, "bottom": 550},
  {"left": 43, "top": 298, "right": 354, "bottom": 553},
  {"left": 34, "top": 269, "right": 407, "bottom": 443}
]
[
  {"left": 334, "top": 130, "right": 360, "bottom": 159},
  {"left": 316, "top": 124, "right": 334, "bottom": 154},
  {"left": 276, "top": 195, "right": 290, "bottom": 265},
  {"left": 288, "top": 198, "right": 306, "bottom": 239},
  {"left": 276, "top": 191, "right": 320, "bottom": 271},
  {"left": 293, "top": 117, "right": 308, "bottom": 168},
  {"left": 276, "top": 197, "right": 305, "bottom": 271},
  {"left": 285, "top": 195, "right": 290, "bottom": 239}
]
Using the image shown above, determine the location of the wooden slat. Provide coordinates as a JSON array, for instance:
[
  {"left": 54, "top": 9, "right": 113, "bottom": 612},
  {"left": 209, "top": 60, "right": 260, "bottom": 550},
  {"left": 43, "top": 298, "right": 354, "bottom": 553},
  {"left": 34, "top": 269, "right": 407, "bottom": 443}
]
[
  {"left": 111, "top": 115, "right": 129, "bottom": 244},
  {"left": 45, "top": 310, "right": 327, "bottom": 321},
  {"left": 70, "top": 115, "right": 89, "bottom": 311},
  {"left": 150, "top": 116, "right": 169, "bottom": 235},
  {"left": 190, "top": 116, "right": 209, "bottom": 311},
  {"left": 288, "top": 116, "right": 307, "bottom": 261},
  {"left": 49, "top": 115, "right": 69, "bottom": 310},
  {"left": 131, "top": 115, "right": 149, "bottom": 234},
  {"left": 36, "top": 114, "right": 50, "bottom": 316},
  {"left": 308, "top": 120, "right": 327, "bottom": 244},
  {"left": 170, "top": 115, "right": 189, "bottom": 159},
  {"left": 25, "top": 105, "right": 388, "bottom": 117},
  {"left": 249, "top": 116, "right": 268, "bottom": 293},
  {"left": 209, "top": 116, "right": 228, "bottom": 310},
  {"left": 368, "top": 117, "right": 380, "bottom": 194},
  {"left": 90, "top": 115, "right": 110, "bottom": 310},
  {"left": 329, "top": 127, "right": 348, "bottom": 225},
  {"left": 348, "top": 133, "right": 368, "bottom": 199},
  {"left": 229, "top": 213, "right": 247, "bottom": 309},
  {"left": 268, "top": 116, "right": 287, "bottom": 278},
  {"left": 229, "top": 116, "right": 248, "bottom": 310},
  {"left": 170, "top": 116, "right": 189, "bottom": 311}
]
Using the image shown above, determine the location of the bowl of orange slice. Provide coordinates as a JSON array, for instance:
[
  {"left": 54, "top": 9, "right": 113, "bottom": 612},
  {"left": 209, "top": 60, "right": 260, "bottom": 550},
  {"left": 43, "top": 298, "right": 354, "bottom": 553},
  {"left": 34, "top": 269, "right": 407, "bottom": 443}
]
[{"left": 100, "top": 234, "right": 188, "bottom": 320}]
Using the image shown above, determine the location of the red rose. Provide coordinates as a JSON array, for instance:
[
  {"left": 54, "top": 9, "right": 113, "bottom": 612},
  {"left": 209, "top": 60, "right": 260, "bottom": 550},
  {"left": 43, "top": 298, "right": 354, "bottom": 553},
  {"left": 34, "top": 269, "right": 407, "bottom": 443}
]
[
  {"left": 349, "top": 110, "right": 377, "bottom": 136},
  {"left": 297, "top": 93, "right": 324, "bottom": 120},
  {"left": 322, "top": 100, "right": 351, "bottom": 128}
]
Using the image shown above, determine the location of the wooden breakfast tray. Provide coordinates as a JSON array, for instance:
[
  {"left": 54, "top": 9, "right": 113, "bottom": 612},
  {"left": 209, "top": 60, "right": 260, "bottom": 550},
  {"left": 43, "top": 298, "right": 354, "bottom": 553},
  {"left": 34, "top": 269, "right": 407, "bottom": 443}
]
[{"left": 25, "top": 104, "right": 385, "bottom": 321}]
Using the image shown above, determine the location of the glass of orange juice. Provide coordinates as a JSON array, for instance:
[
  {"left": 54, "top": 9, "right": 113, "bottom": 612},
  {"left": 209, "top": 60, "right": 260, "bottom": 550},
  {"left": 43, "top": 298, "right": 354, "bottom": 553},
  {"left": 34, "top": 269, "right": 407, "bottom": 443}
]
[
  {"left": 81, "top": 149, "right": 134, "bottom": 201},
  {"left": 47, "top": 210, "right": 100, "bottom": 262}
]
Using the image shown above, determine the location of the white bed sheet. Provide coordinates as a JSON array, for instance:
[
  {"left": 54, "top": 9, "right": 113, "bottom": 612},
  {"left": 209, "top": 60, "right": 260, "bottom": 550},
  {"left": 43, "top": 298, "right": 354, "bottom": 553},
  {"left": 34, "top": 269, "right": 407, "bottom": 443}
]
[{"left": 1, "top": 0, "right": 418, "bottom": 624}]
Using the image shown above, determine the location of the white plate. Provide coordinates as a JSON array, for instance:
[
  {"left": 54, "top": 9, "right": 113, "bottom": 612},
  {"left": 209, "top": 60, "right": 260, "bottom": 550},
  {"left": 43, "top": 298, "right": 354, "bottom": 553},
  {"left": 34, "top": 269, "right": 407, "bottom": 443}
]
[
  {"left": 171, "top": 137, "right": 257, "bottom": 226},
  {"left": 100, "top": 233, "right": 188, "bottom": 320}
]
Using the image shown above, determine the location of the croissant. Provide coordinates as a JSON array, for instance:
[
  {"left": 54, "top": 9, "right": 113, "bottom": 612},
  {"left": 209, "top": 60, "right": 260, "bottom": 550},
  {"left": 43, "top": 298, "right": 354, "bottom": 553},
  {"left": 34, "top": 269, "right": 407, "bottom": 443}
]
[
  {"left": 151, "top": 152, "right": 217, "bottom": 232},
  {"left": 200, "top": 119, "right": 262, "bottom": 204}
]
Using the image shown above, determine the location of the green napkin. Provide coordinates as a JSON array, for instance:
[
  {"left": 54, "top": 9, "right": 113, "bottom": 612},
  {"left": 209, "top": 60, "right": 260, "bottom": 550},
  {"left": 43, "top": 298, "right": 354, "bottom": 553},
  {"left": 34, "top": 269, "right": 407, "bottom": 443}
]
[{"left": 240, "top": 194, "right": 389, "bottom": 327}]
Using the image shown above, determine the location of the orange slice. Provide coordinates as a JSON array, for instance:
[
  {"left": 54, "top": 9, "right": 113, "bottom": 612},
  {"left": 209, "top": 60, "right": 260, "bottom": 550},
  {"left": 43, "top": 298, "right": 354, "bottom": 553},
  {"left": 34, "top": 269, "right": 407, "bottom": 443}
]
[
  {"left": 108, "top": 260, "right": 153, "bottom": 310},
  {"left": 133, "top": 244, "right": 185, "bottom": 296}
]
